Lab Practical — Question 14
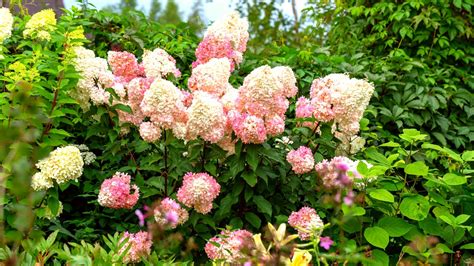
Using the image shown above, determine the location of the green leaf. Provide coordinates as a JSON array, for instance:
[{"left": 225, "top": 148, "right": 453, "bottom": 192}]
[
  {"left": 442, "top": 173, "right": 466, "bottom": 186},
  {"left": 455, "top": 214, "right": 470, "bottom": 225},
  {"left": 245, "top": 212, "right": 261, "bottom": 228},
  {"left": 404, "top": 161, "right": 429, "bottom": 176},
  {"left": 453, "top": 0, "right": 462, "bottom": 8},
  {"left": 246, "top": 145, "right": 259, "bottom": 172},
  {"left": 342, "top": 205, "right": 366, "bottom": 216},
  {"left": 377, "top": 217, "right": 413, "bottom": 237},
  {"left": 399, "top": 129, "right": 427, "bottom": 142},
  {"left": 364, "top": 227, "right": 389, "bottom": 249},
  {"left": 113, "top": 103, "right": 132, "bottom": 114},
  {"left": 241, "top": 171, "right": 257, "bottom": 187},
  {"left": 462, "top": 151, "right": 474, "bottom": 161},
  {"left": 48, "top": 197, "right": 59, "bottom": 217},
  {"left": 366, "top": 249, "right": 390, "bottom": 266},
  {"left": 460, "top": 243, "right": 474, "bottom": 250},
  {"left": 253, "top": 196, "right": 272, "bottom": 216},
  {"left": 369, "top": 189, "right": 395, "bottom": 203},
  {"left": 400, "top": 195, "right": 430, "bottom": 221}
]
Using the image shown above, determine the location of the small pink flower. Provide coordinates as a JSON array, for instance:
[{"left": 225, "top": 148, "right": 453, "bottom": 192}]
[
  {"left": 288, "top": 207, "right": 324, "bottom": 240},
  {"left": 177, "top": 172, "right": 220, "bottom": 214},
  {"left": 319, "top": 236, "right": 334, "bottom": 250},
  {"left": 98, "top": 172, "right": 139, "bottom": 209},
  {"left": 286, "top": 146, "right": 314, "bottom": 174},
  {"left": 154, "top": 198, "right": 188, "bottom": 229},
  {"left": 135, "top": 209, "right": 146, "bottom": 227}
]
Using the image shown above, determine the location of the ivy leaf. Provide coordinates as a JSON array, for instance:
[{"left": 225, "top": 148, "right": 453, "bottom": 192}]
[
  {"left": 364, "top": 227, "right": 389, "bottom": 249},
  {"left": 369, "top": 189, "right": 395, "bottom": 203},
  {"left": 404, "top": 161, "right": 428, "bottom": 176},
  {"left": 253, "top": 196, "right": 272, "bottom": 216}
]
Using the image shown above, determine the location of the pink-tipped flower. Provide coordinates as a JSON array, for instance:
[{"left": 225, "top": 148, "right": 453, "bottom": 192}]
[
  {"left": 98, "top": 172, "right": 139, "bottom": 209},
  {"left": 231, "top": 113, "right": 267, "bottom": 144},
  {"left": 177, "top": 172, "right": 220, "bottom": 214},
  {"left": 119, "top": 231, "right": 152, "bottom": 263},
  {"left": 205, "top": 229, "right": 255, "bottom": 263},
  {"left": 107, "top": 51, "right": 142, "bottom": 82},
  {"left": 139, "top": 121, "right": 162, "bottom": 142},
  {"left": 288, "top": 207, "right": 324, "bottom": 240},
  {"left": 286, "top": 146, "right": 315, "bottom": 174},
  {"left": 319, "top": 236, "right": 334, "bottom": 250},
  {"left": 154, "top": 198, "right": 189, "bottom": 229}
]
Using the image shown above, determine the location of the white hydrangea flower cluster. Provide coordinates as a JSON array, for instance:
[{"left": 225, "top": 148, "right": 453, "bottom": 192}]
[
  {"left": 31, "top": 146, "right": 84, "bottom": 191},
  {"left": 142, "top": 48, "right": 181, "bottom": 78},
  {"left": 188, "top": 58, "right": 231, "bottom": 97},
  {"left": 0, "top": 8, "right": 14, "bottom": 43},
  {"left": 70, "top": 46, "right": 114, "bottom": 110}
]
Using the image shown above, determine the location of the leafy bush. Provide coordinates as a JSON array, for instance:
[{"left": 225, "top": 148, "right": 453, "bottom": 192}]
[{"left": 0, "top": 4, "right": 472, "bottom": 265}]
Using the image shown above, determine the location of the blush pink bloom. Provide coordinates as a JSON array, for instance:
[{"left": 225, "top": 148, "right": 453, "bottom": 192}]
[
  {"left": 98, "top": 172, "right": 139, "bottom": 209},
  {"left": 154, "top": 197, "right": 189, "bottom": 229},
  {"left": 205, "top": 229, "right": 255, "bottom": 263},
  {"left": 314, "top": 156, "right": 358, "bottom": 189},
  {"left": 188, "top": 58, "right": 231, "bottom": 97},
  {"left": 107, "top": 51, "right": 143, "bottom": 82},
  {"left": 119, "top": 231, "right": 152, "bottom": 263},
  {"left": 139, "top": 121, "right": 162, "bottom": 143},
  {"left": 288, "top": 207, "right": 324, "bottom": 240},
  {"left": 177, "top": 172, "right": 221, "bottom": 214},
  {"left": 319, "top": 236, "right": 334, "bottom": 250},
  {"left": 230, "top": 112, "right": 267, "bottom": 144},
  {"left": 286, "top": 146, "right": 315, "bottom": 174}
]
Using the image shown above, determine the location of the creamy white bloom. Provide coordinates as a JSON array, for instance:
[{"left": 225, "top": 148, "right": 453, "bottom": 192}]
[{"left": 0, "top": 8, "right": 14, "bottom": 43}]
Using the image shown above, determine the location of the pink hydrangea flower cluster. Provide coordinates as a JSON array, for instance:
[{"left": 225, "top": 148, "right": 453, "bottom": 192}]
[
  {"left": 229, "top": 65, "right": 298, "bottom": 143},
  {"left": 205, "top": 229, "right": 255, "bottom": 263},
  {"left": 119, "top": 231, "right": 152, "bottom": 263},
  {"left": 296, "top": 73, "right": 374, "bottom": 139},
  {"left": 193, "top": 11, "right": 249, "bottom": 70},
  {"left": 288, "top": 207, "right": 324, "bottom": 240},
  {"left": 286, "top": 146, "right": 315, "bottom": 174},
  {"left": 176, "top": 172, "right": 221, "bottom": 214},
  {"left": 154, "top": 197, "right": 189, "bottom": 229},
  {"left": 314, "top": 156, "right": 360, "bottom": 189},
  {"left": 98, "top": 172, "right": 139, "bottom": 209}
]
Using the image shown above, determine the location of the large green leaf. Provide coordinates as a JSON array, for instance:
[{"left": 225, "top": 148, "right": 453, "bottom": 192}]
[
  {"left": 400, "top": 195, "right": 430, "bottom": 221},
  {"left": 364, "top": 227, "right": 389, "bottom": 249}
]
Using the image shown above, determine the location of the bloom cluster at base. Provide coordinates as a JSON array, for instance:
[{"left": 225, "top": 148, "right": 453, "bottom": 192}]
[
  {"left": 23, "top": 9, "right": 57, "bottom": 41},
  {"left": 98, "top": 172, "right": 139, "bottom": 209},
  {"left": 154, "top": 198, "right": 189, "bottom": 229},
  {"left": 32, "top": 145, "right": 84, "bottom": 191},
  {"left": 296, "top": 73, "right": 374, "bottom": 142},
  {"left": 0, "top": 8, "right": 14, "bottom": 43},
  {"left": 288, "top": 207, "right": 324, "bottom": 240},
  {"left": 286, "top": 146, "right": 315, "bottom": 174},
  {"left": 177, "top": 172, "right": 220, "bottom": 214},
  {"left": 119, "top": 231, "right": 152, "bottom": 263},
  {"left": 205, "top": 229, "right": 255, "bottom": 263},
  {"left": 193, "top": 11, "right": 249, "bottom": 70}
]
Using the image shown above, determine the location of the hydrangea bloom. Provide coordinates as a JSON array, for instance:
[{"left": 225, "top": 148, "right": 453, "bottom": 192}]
[
  {"left": 35, "top": 145, "right": 84, "bottom": 186},
  {"left": 154, "top": 198, "right": 189, "bottom": 229},
  {"left": 314, "top": 156, "right": 359, "bottom": 189},
  {"left": 188, "top": 58, "right": 231, "bottom": 97},
  {"left": 119, "top": 231, "right": 152, "bottom": 263},
  {"left": 186, "top": 91, "right": 227, "bottom": 143},
  {"left": 297, "top": 74, "right": 374, "bottom": 140},
  {"left": 107, "top": 51, "right": 143, "bottom": 82},
  {"left": 288, "top": 207, "right": 324, "bottom": 240},
  {"left": 70, "top": 47, "right": 114, "bottom": 110},
  {"left": 286, "top": 146, "right": 314, "bottom": 174},
  {"left": 31, "top": 172, "right": 53, "bottom": 191},
  {"left": 0, "top": 8, "right": 14, "bottom": 43},
  {"left": 140, "top": 78, "right": 187, "bottom": 127},
  {"left": 230, "top": 112, "right": 266, "bottom": 144},
  {"left": 177, "top": 172, "right": 220, "bottom": 214},
  {"left": 142, "top": 48, "right": 181, "bottom": 78},
  {"left": 139, "top": 122, "right": 162, "bottom": 143},
  {"left": 205, "top": 229, "right": 255, "bottom": 263},
  {"left": 23, "top": 9, "right": 56, "bottom": 41},
  {"left": 98, "top": 172, "right": 139, "bottom": 209},
  {"left": 194, "top": 11, "right": 249, "bottom": 70}
]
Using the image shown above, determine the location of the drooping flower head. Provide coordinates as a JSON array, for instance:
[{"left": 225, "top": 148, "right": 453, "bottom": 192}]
[
  {"left": 205, "top": 229, "right": 255, "bottom": 263},
  {"left": 286, "top": 146, "right": 314, "bottom": 174},
  {"left": 23, "top": 9, "right": 57, "bottom": 41},
  {"left": 35, "top": 145, "right": 84, "bottom": 185},
  {"left": 288, "top": 207, "right": 324, "bottom": 240},
  {"left": 177, "top": 172, "right": 221, "bottom": 214},
  {"left": 98, "top": 172, "right": 139, "bottom": 209},
  {"left": 154, "top": 198, "right": 189, "bottom": 229},
  {"left": 142, "top": 48, "right": 181, "bottom": 78},
  {"left": 194, "top": 11, "right": 249, "bottom": 70},
  {"left": 119, "top": 231, "right": 152, "bottom": 263},
  {"left": 0, "top": 8, "right": 14, "bottom": 43}
]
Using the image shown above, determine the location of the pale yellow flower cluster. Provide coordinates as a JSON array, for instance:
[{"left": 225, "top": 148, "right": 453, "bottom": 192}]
[
  {"left": 0, "top": 8, "right": 14, "bottom": 43},
  {"left": 23, "top": 9, "right": 57, "bottom": 41},
  {"left": 32, "top": 146, "right": 84, "bottom": 191}
]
